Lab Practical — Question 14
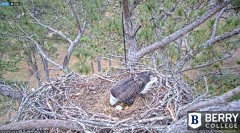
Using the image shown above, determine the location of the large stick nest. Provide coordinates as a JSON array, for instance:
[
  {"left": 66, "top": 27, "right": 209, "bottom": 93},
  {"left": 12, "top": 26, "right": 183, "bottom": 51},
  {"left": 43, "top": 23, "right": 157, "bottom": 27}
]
[{"left": 15, "top": 69, "right": 194, "bottom": 132}]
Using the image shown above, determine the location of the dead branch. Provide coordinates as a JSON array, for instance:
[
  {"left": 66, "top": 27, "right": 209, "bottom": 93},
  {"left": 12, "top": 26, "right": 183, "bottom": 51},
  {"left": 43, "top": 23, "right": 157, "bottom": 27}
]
[
  {"left": 30, "top": 13, "right": 73, "bottom": 43},
  {"left": 63, "top": 21, "right": 87, "bottom": 69},
  {"left": 28, "top": 36, "right": 64, "bottom": 71},
  {"left": 178, "top": 86, "right": 240, "bottom": 117},
  {"left": 19, "top": 27, "right": 64, "bottom": 71},
  {"left": 0, "top": 119, "right": 84, "bottom": 131}
]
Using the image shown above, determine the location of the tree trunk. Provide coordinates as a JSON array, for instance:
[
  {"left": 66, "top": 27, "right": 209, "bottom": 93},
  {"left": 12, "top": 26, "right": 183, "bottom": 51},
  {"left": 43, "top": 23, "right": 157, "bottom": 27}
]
[
  {"left": 32, "top": 48, "right": 42, "bottom": 87},
  {"left": 122, "top": 0, "right": 140, "bottom": 65}
]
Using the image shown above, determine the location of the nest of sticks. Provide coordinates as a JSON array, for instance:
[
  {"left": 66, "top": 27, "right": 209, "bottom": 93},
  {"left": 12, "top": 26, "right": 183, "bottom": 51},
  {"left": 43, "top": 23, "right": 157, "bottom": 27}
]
[{"left": 14, "top": 68, "right": 194, "bottom": 132}]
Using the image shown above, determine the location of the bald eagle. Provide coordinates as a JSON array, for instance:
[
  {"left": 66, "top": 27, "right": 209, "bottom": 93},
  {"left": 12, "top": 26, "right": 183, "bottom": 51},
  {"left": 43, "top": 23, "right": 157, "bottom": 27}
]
[{"left": 109, "top": 72, "right": 158, "bottom": 110}]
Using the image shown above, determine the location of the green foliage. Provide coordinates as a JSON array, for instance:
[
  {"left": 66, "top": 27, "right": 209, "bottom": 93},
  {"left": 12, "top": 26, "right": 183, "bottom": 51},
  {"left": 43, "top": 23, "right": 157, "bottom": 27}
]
[
  {"left": 236, "top": 59, "right": 240, "bottom": 65},
  {"left": 167, "top": 44, "right": 180, "bottom": 63},
  {"left": 0, "top": 96, "right": 12, "bottom": 118},
  {"left": 73, "top": 36, "right": 97, "bottom": 74},
  {"left": 208, "top": 73, "right": 240, "bottom": 100},
  {"left": 191, "top": 29, "right": 209, "bottom": 45},
  {"left": 105, "top": 17, "right": 121, "bottom": 33},
  {"left": 82, "top": 0, "right": 103, "bottom": 24},
  {"left": 231, "top": 0, "right": 240, "bottom": 6},
  {"left": 137, "top": 26, "right": 154, "bottom": 42},
  {"left": 177, "top": 8, "right": 184, "bottom": 16},
  {"left": 75, "top": 62, "right": 91, "bottom": 74},
  {"left": 146, "top": 0, "right": 156, "bottom": 11}
]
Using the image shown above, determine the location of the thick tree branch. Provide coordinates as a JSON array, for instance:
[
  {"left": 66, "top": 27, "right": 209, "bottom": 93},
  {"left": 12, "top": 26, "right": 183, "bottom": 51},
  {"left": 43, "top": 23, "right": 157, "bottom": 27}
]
[
  {"left": 136, "top": 2, "right": 229, "bottom": 59},
  {"left": 178, "top": 86, "right": 240, "bottom": 117},
  {"left": 0, "top": 119, "right": 84, "bottom": 131},
  {"left": 72, "top": 21, "right": 86, "bottom": 44}
]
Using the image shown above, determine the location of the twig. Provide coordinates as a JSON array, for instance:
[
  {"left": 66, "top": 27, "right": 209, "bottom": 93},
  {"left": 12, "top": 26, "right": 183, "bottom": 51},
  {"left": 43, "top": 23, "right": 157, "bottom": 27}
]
[{"left": 30, "top": 13, "right": 73, "bottom": 43}]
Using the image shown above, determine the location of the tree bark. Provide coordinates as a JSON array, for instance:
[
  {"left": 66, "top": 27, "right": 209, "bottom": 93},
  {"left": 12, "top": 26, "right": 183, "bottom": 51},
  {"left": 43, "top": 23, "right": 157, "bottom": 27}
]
[
  {"left": 178, "top": 86, "right": 240, "bottom": 117},
  {"left": 0, "top": 119, "right": 84, "bottom": 131},
  {"left": 122, "top": 0, "right": 139, "bottom": 64}
]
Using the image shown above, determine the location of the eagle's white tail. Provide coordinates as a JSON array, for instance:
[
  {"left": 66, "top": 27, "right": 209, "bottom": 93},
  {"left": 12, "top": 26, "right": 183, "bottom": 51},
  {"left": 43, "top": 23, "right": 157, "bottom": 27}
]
[{"left": 110, "top": 93, "right": 119, "bottom": 105}]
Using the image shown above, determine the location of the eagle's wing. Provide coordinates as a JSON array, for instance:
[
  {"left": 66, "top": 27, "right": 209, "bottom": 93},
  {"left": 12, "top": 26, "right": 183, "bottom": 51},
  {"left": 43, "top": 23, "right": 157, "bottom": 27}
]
[
  {"left": 118, "top": 80, "right": 146, "bottom": 105},
  {"left": 110, "top": 77, "right": 134, "bottom": 97}
]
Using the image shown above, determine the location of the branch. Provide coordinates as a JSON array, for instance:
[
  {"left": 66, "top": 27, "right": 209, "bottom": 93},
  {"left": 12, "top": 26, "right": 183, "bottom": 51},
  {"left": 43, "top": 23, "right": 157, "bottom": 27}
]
[
  {"left": 19, "top": 27, "right": 64, "bottom": 70},
  {"left": 131, "top": 25, "right": 141, "bottom": 37},
  {"left": 178, "top": 86, "right": 240, "bottom": 117},
  {"left": 67, "top": 0, "right": 82, "bottom": 31},
  {"left": 175, "top": 28, "right": 239, "bottom": 73},
  {"left": 0, "top": 84, "right": 23, "bottom": 101},
  {"left": 211, "top": 7, "right": 226, "bottom": 39},
  {"left": 0, "top": 119, "right": 84, "bottom": 131},
  {"left": 27, "top": 36, "right": 64, "bottom": 71},
  {"left": 63, "top": 21, "right": 86, "bottom": 70},
  {"left": 136, "top": 1, "right": 229, "bottom": 59},
  {"left": 30, "top": 13, "right": 73, "bottom": 43},
  {"left": 159, "top": 2, "right": 177, "bottom": 20},
  {"left": 72, "top": 21, "right": 86, "bottom": 44},
  {"left": 202, "top": 28, "right": 240, "bottom": 48},
  {"left": 180, "top": 55, "right": 232, "bottom": 73}
]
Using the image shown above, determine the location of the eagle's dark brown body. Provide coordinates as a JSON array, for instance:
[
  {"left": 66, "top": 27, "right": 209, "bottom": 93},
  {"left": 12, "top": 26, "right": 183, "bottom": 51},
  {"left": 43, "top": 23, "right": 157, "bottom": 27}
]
[{"left": 110, "top": 72, "right": 151, "bottom": 106}]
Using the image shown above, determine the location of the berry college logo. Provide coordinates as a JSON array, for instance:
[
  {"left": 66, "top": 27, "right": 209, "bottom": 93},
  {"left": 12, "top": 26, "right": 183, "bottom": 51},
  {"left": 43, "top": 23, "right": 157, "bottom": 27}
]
[{"left": 188, "top": 112, "right": 202, "bottom": 129}]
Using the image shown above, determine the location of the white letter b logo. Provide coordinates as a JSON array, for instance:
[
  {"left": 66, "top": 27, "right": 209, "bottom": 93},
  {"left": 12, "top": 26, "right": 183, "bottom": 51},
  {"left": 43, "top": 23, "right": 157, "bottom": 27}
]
[{"left": 188, "top": 113, "right": 202, "bottom": 129}]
